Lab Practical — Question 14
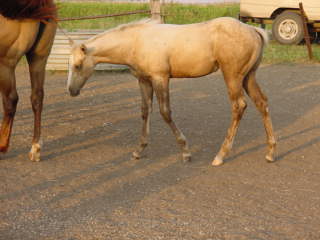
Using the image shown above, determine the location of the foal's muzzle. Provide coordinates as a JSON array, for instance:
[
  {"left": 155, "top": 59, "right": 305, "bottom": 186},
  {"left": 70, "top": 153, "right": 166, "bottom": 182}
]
[{"left": 69, "top": 88, "right": 80, "bottom": 97}]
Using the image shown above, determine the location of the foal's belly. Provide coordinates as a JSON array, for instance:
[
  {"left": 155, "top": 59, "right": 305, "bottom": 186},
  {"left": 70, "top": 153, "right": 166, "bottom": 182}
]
[
  {"left": 167, "top": 37, "right": 218, "bottom": 78},
  {"left": 169, "top": 56, "right": 219, "bottom": 78}
]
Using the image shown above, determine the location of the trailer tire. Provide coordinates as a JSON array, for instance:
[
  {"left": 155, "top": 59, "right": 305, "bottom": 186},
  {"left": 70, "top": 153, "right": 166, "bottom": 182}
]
[{"left": 272, "top": 11, "right": 304, "bottom": 44}]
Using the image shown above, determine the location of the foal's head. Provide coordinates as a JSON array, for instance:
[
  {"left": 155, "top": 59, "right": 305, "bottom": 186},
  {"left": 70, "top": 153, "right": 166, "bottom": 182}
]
[{"left": 67, "top": 43, "right": 95, "bottom": 96}]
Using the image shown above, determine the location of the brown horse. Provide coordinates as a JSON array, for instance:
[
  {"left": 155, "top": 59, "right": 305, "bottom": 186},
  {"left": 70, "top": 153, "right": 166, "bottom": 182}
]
[
  {"left": 67, "top": 18, "right": 276, "bottom": 166},
  {"left": 0, "top": 0, "right": 57, "bottom": 161}
]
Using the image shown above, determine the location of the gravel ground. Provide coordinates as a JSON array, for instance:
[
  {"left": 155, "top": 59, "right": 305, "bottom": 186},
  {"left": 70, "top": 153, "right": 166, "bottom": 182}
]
[{"left": 0, "top": 64, "right": 320, "bottom": 240}]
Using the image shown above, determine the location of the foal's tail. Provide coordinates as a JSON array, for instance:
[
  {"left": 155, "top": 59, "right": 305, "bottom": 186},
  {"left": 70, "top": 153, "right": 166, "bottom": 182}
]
[
  {"left": 243, "top": 26, "right": 268, "bottom": 76},
  {"left": 253, "top": 26, "right": 269, "bottom": 48}
]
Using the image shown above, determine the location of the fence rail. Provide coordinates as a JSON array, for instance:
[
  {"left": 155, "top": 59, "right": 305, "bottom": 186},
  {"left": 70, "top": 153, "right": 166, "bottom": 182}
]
[
  {"left": 58, "top": 10, "right": 151, "bottom": 22},
  {"left": 47, "top": 0, "right": 163, "bottom": 70}
]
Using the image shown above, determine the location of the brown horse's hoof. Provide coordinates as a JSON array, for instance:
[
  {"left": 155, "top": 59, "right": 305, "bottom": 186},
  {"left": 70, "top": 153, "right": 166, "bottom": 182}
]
[
  {"left": 29, "top": 152, "right": 40, "bottom": 162},
  {"left": 29, "top": 144, "right": 41, "bottom": 162},
  {"left": 0, "top": 145, "right": 9, "bottom": 153},
  {"left": 212, "top": 156, "right": 224, "bottom": 166}
]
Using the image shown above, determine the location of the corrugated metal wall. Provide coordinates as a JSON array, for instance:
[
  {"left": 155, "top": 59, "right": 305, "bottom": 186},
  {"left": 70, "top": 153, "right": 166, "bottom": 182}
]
[{"left": 47, "top": 30, "right": 127, "bottom": 71}]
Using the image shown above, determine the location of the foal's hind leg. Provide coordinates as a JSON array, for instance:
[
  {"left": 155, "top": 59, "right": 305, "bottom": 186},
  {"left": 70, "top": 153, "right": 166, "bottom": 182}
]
[
  {"left": 153, "top": 77, "right": 191, "bottom": 162},
  {"left": 0, "top": 66, "right": 19, "bottom": 153},
  {"left": 212, "top": 75, "right": 247, "bottom": 166},
  {"left": 132, "top": 79, "right": 153, "bottom": 160},
  {"left": 243, "top": 71, "right": 276, "bottom": 162}
]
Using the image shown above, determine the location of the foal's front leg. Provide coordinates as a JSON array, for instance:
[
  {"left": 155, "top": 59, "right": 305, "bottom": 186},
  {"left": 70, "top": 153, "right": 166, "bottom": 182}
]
[
  {"left": 153, "top": 77, "right": 191, "bottom": 162},
  {"left": 132, "top": 79, "right": 153, "bottom": 160}
]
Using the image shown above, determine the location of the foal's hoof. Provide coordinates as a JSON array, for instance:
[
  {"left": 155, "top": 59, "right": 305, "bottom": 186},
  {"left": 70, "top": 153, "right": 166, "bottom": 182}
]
[
  {"left": 29, "top": 144, "right": 41, "bottom": 162},
  {"left": 212, "top": 156, "right": 224, "bottom": 166},
  {"left": 182, "top": 153, "right": 192, "bottom": 163},
  {"left": 265, "top": 154, "right": 275, "bottom": 163},
  {"left": 131, "top": 151, "right": 141, "bottom": 160}
]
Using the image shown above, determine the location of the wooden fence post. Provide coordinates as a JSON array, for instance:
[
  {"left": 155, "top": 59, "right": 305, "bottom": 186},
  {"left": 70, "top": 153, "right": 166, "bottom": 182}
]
[
  {"left": 150, "top": 0, "right": 163, "bottom": 23},
  {"left": 299, "top": 2, "right": 313, "bottom": 60}
]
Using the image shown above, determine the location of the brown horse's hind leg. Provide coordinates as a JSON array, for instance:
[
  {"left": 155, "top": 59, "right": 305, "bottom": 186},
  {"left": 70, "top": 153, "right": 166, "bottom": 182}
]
[
  {"left": 153, "top": 76, "right": 191, "bottom": 162},
  {"left": 26, "top": 55, "right": 46, "bottom": 162},
  {"left": 0, "top": 66, "right": 19, "bottom": 153},
  {"left": 132, "top": 78, "right": 153, "bottom": 160},
  {"left": 243, "top": 70, "right": 276, "bottom": 162},
  {"left": 212, "top": 75, "right": 247, "bottom": 166},
  {"left": 26, "top": 20, "right": 56, "bottom": 162}
]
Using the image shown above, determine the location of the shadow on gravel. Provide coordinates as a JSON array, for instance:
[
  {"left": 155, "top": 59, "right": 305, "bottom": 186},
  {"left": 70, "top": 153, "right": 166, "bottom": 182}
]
[{"left": 1, "top": 64, "right": 320, "bottom": 239}]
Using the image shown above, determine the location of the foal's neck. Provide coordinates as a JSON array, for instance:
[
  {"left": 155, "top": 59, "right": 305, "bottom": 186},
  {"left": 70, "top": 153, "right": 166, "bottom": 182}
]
[{"left": 86, "top": 29, "right": 133, "bottom": 65}]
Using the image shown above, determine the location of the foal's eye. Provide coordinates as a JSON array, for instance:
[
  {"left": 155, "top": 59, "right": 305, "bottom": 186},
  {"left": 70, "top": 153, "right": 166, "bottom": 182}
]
[{"left": 74, "top": 64, "right": 82, "bottom": 70}]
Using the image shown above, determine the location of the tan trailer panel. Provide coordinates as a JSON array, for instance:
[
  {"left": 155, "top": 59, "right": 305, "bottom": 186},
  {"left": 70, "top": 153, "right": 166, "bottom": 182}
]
[{"left": 240, "top": 0, "right": 320, "bottom": 21}]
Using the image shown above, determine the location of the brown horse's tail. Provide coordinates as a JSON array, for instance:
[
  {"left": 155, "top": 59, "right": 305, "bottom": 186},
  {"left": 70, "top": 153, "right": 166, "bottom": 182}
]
[{"left": 0, "top": 0, "right": 57, "bottom": 21}]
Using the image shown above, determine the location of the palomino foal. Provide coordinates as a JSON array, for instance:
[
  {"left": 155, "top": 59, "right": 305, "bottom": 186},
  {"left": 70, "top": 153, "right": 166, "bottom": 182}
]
[{"left": 67, "top": 18, "right": 276, "bottom": 166}]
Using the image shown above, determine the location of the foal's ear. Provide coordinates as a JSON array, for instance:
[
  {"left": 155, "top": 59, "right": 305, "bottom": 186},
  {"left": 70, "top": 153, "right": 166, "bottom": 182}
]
[
  {"left": 80, "top": 44, "right": 87, "bottom": 54},
  {"left": 68, "top": 38, "right": 75, "bottom": 46}
]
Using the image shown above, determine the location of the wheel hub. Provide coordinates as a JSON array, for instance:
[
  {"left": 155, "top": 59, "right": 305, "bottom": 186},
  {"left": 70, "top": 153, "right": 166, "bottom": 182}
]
[{"left": 279, "top": 19, "right": 299, "bottom": 40}]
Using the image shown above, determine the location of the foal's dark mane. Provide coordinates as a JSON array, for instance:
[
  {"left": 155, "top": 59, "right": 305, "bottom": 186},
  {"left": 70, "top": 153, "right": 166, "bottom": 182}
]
[{"left": 0, "top": 0, "right": 56, "bottom": 21}]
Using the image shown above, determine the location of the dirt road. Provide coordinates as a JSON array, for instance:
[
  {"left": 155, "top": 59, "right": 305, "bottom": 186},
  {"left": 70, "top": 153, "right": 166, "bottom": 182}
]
[{"left": 1, "top": 64, "right": 320, "bottom": 240}]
